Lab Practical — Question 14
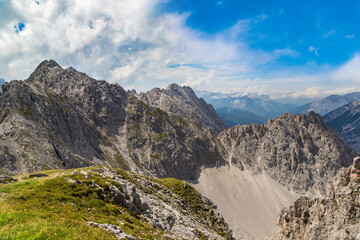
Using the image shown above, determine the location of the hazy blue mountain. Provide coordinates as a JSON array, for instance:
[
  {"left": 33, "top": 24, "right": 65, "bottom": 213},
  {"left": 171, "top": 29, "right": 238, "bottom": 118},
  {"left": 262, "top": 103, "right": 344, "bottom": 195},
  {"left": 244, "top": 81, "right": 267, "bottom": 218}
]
[
  {"left": 198, "top": 91, "right": 298, "bottom": 118},
  {"left": 293, "top": 92, "right": 360, "bottom": 116},
  {"left": 323, "top": 101, "right": 360, "bottom": 152},
  {"left": 0, "top": 78, "right": 5, "bottom": 89},
  {"left": 216, "top": 107, "right": 267, "bottom": 127}
]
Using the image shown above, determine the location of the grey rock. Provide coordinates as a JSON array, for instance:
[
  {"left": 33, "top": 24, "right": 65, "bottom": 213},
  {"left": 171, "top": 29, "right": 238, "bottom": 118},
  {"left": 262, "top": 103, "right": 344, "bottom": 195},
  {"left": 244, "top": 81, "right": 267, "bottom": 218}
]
[
  {"left": 218, "top": 111, "right": 358, "bottom": 195},
  {"left": 135, "top": 83, "right": 227, "bottom": 135},
  {"left": 80, "top": 170, "right": 91, "bottom": 179},
  {"left": 0, "top": 60, "right": 225, "bottom": 181},
  {"left": 86, "top": 167, "right": 234, "bottom": 239},
  {"left": 91, "top": 180, "right": 104, "bottom": 193},
  {"left": 64, "top": 177, "right": 80, "bottom": 184},
  {"left": 88, "top": 221, "right": 136, "bottom": 240},
  {"left": 270, "top": 157, "right": 360, "bottom": 240},
  {"left": 106, "top": 182, "right": 126, "bottom": 205}
]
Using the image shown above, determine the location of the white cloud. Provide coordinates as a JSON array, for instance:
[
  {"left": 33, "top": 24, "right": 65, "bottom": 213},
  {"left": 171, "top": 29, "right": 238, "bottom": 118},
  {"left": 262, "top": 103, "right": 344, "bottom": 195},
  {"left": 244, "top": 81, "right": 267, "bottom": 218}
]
[
  {"left": 332, "top": 54, "right": 360, "bottom": 83},
  {"left": 324, "top": 29, "right": 336, "bottom": 38},
  {"left": 0, "top": 0, "right": 300, "bottom": 93},
  {"left": 346, "top": 35, "right": 355, "bottom": 39},
  {"left": 3, "top": 0, "right": 357, "bottom": 103},
  {"left": 309, "top": 46, "right": 319, "bottom": 56}
]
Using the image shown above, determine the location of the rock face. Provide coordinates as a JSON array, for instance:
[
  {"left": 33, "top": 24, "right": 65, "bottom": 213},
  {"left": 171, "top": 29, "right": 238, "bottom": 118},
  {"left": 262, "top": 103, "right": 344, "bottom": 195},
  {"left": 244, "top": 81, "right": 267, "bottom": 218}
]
[
  {"left": 135, "top": 84, "right": 227, "bottom": 135},
  {"left": 218, "top": 112, "right": 358, "bottom": 196},
  {"left": 0, "top": 60, "right": 225, "bottom": 180},
  {"left": 69, "top": 167, "right": 234, "bottom": 240},
  {"left": 0, "top": 79, "right": 106, "bottom": 175},
  {"left": 323, "top": 101, "right": 360, "bottom": 152},
  {"left": 270, "top": 157, "right": 360, "bottom": 240},
  {"left": 292, "top": 92, "right": 360, "bottom": 116}
]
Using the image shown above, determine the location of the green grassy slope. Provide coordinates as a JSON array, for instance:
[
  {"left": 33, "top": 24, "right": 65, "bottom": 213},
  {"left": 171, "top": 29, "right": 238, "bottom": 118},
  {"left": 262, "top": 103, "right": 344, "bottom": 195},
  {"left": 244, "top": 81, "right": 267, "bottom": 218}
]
[{"left": 0, "top": 167, "right": 231, "bottom": 240}]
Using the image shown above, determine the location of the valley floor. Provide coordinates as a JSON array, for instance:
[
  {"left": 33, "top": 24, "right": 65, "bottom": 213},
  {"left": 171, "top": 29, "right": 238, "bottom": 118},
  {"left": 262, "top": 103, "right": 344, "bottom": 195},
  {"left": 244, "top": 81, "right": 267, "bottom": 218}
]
[{"left": 193, "top": 165, "right": 299, "bottom": 239}]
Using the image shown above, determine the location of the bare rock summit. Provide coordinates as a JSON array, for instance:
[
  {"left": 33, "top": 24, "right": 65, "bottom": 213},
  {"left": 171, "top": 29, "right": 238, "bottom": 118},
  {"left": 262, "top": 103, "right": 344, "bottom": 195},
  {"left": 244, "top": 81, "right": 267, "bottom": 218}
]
[{"left": 134, "top": 83, "right": 227, "bottom": 135}]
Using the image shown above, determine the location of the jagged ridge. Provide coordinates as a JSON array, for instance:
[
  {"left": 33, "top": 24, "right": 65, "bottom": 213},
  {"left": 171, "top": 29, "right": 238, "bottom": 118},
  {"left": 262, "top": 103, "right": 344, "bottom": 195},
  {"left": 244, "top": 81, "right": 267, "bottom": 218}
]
[
  {"left": 0, "top": 60, "right": 225, "bottom": 180},
  {"left": 134, "top": 83, "right": 227, "bottom": 135},
  {"left": 218, "top": 112, "right": 357, "bottom": 195},
  {"left": 270, "top": 157, "right": 360, "bottom": 240}
]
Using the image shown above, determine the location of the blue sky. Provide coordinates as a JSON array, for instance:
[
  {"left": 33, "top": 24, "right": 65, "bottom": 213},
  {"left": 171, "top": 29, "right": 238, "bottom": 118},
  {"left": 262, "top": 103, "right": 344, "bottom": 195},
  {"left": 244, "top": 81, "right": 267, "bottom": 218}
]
[
  {"left": 158, "top": 0, "right": 360, "bottom": 71},
  {"left": 0, "top": 0, "right": 360, "bottom": 103},
  {"left": 160, "top": 0, "right": 359, "bottom": 65}
]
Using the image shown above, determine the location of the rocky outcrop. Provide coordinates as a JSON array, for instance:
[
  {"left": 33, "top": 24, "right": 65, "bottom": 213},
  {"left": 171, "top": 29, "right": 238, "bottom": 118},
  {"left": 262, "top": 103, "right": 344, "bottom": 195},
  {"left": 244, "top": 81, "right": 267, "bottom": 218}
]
[
  {"left": 124, "top": 94, "right": 224, "bottom": 180},
  {"left": 135, "top": 83, "right": 227, "bottom": 135},
  {"left": 270, "top": 157, "right": 360, "bottom": 240},
  {"left": 218, "top": 112, "right": 358, "bottom": 196},
  {"left": 0, "top": 79, "right": 107, "bottom": 175},
  {"left": 67, "top": 167, "right": 234, "bottom": 240},
  {"left": 88, "top": 222, "right": 136, "bottom": 240},
  {"left": 27, "top": 60, "right": 128, "bottom": 134},
  {"left": 324, "top": 101, "right": 360, "bottom": 152}
]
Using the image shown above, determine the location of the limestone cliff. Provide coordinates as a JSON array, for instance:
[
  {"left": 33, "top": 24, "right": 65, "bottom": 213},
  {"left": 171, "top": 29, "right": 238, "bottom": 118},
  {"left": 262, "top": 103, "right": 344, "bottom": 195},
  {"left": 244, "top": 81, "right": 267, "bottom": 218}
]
[
  {"left": 135, "top": 83, "right": 227, "bottom": 135},
  {"left": 270, "top": 157, "right": 360, "bottom": 240},
  {"left": 218, "top": 112, "right": 358, "bottom": 196}
]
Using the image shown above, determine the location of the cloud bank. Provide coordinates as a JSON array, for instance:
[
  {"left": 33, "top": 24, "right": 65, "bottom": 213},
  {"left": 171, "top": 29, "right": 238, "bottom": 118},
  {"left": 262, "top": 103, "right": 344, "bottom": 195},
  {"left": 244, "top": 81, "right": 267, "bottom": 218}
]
[{"left": 0, "top": 0, "right": 360, "bottom": 101}]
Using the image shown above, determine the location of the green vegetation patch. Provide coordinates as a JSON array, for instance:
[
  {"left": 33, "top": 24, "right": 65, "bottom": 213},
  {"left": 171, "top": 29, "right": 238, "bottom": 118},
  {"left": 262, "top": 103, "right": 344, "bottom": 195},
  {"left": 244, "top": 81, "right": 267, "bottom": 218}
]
[
  {"left": 0, "top": 169, "right": 166, "bottom": 240},
  {"left": 114, "top": 151, "right": 130, "bottom": 171}
]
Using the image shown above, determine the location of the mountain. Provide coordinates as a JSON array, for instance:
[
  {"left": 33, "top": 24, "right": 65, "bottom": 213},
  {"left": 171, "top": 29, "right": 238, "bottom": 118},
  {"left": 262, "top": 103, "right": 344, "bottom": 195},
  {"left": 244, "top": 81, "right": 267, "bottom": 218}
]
[
  {"left": 270, "top": 157, "right": 360, "bottom": 240},
  {"left": 216, "top": 107, "right": 267, "bottom": 127},
  {"left": 134, "top": 84, "right": 227, "bottom": 135},
  {"left": 0, "top": 78, "right": 4, "bottom": 88},
  {"left": 218, "top": 111, "right": 356, "bottom": 196},
  {"left": 292, "top": 92, "right": 360, "bottom": 116},
  {"left": 323, "top": 101, "right": 360, "bottom": 152},
  {"left": 0, "top": 60, "right": 358, "bottom": 239},
  {"left": 198, "top": 92, "right": 298, "bottom": 118},
  {"left": 0, "top": 166, "right": 234, "bottom": 239},
  {"left": 195, "top": 111, "right": 357, "bottom": 239},
  {"left": 0, "top": 60, "right": 225, "bottom": 180}
]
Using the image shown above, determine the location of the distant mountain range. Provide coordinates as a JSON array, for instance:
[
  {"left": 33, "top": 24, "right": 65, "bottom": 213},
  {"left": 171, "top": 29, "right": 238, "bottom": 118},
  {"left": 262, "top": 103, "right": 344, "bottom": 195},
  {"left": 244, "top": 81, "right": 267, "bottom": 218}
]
[
  {"left": 323, "top": 101, "right": 360, "bottom": 152},
  {"left": 0, "top": 78, "right": 5, "bottom": 88},
  {"left": 292, "top": 92, "right": 360, "bottom": 116},
  {"left": 198, "top": 91, "right": 360, "bottom": 127},
  {"left": 216, "top": 107, "right": 267, "bottom": 127},
  {"left": 198, "top": 92, "right": 298, "bottom": 118}
]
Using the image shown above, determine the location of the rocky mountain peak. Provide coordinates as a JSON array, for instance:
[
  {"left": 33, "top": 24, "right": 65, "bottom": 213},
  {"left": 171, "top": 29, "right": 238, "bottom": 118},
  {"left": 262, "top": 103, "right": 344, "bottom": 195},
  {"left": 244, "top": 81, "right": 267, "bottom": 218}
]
[
  {"left": 66, "top": 66, "right": 78, "bottom": 72},
  {"left": 28, "top": 59, "right": 62, "bottom": 82},
  {"left": 135, "top": 83, "right": 228, "bottom": 135},
  {"left": 166, "top": 83, "right": 196, "bottom": 98},
  {"left": 219, "top": 111, "right": 357, "bottom": 195}
]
